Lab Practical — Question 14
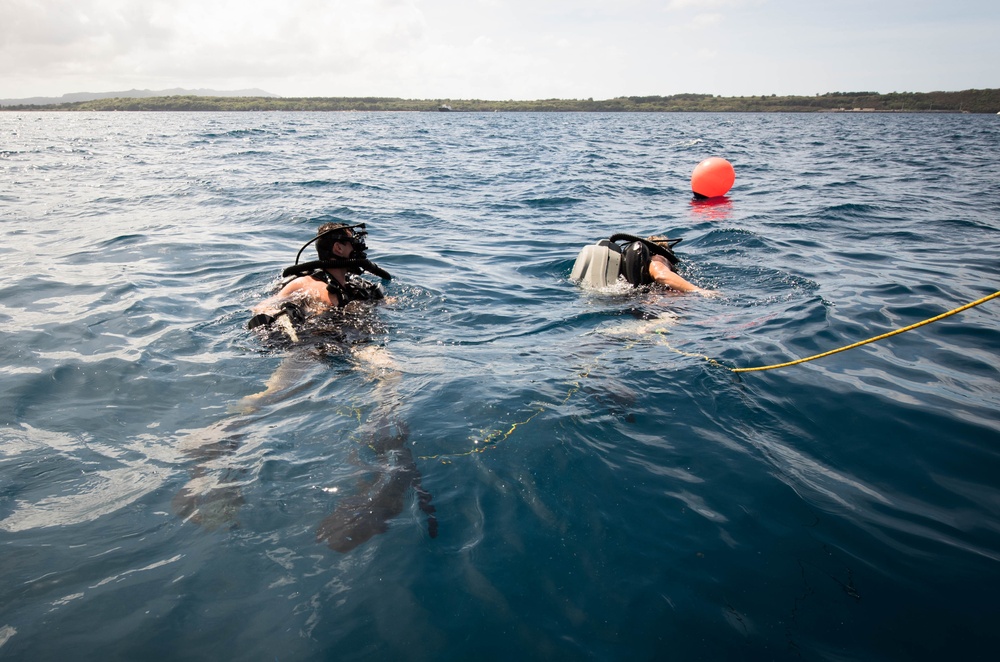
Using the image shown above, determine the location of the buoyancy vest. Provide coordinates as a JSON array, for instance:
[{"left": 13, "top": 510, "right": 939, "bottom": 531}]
[
  {"left": 310, "top": 270, "right": 386, "bottom": 307},
  {"left": 620, "top": 241, "right": 654, "bottom": 286}
]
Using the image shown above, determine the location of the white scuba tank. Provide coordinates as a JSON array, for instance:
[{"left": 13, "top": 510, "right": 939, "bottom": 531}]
[{"left": 570, "top": 240, "right": 623, "bottom": 288}]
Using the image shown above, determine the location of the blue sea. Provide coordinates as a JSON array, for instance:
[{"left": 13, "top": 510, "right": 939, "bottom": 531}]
[{"left": 1, "top": 110, "right": 998, "bottom": 661}]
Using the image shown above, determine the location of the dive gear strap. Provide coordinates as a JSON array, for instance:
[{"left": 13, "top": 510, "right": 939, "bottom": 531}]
[{"left": 282, "top": 258, "right": 392, "bottom": 281}]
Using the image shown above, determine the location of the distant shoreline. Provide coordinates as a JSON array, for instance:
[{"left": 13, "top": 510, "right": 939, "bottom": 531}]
[{"left": 2, "top": 89, "right": 998, "bottom": 113}]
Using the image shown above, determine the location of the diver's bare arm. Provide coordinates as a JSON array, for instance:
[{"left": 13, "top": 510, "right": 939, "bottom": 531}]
[{"left": 649, "top": 257, "right": 712, "bottom": 294}]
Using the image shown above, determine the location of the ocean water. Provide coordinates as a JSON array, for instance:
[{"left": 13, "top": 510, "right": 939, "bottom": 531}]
[{"left": 1, "top": 110, "right": 998, "bottom": 661}]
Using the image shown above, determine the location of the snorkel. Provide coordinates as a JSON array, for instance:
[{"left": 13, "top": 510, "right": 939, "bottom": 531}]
[{"left": 282, "top": 223, "right": 393, "bottom": 281}]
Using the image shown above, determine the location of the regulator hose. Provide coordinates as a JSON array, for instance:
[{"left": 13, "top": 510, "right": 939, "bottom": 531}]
[{"left": 609, "top": 233, "right": 681, "bottom": 266}]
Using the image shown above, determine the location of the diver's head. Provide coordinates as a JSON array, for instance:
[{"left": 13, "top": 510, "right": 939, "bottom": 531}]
[
  {"left": 646, "top": 235, "right": 679, "bottom": 270},
  {"left": 315, "top": 222, "right": 369, "bottom": 261}
]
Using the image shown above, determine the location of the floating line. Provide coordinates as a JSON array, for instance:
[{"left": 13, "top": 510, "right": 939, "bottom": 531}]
[
  {"left": 421, "top": 290, "right": 998, "bottom": 461},
  {"left": 730, "top": 289, "right": 999, "bottom": 373}
]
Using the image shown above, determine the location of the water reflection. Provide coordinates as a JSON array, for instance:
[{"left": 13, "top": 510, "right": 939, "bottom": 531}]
[{"left": 689, "top": 196, "right": 734, "bottom": 222}]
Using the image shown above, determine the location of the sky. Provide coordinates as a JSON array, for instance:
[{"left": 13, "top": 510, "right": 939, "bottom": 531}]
[{"left": 2, "top": 0, "right": 998, "bottom": 100}]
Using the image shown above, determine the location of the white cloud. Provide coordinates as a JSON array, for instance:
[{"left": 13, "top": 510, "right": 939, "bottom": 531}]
[
  {"left": 2, "top": 0, "right": 431, "bottom": 94},
  {"left": 688, "top": 13, "right": 725, "bottom": 29},
  {"left": 665, "top": 0, "right": 749, "bottom": 9},
  {"left": 1, "top": 0, "right": 997, "bottom": 99}
]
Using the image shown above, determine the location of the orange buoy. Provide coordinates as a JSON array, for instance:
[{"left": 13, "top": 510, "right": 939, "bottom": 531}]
[{"left": 691, "top": 157, "right": 735, "bottom": 199}]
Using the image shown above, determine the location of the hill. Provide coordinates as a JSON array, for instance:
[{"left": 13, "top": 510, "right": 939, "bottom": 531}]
[
  {"left": 0, "top": 88, "right": 278, "bottom": 107},
  {"left": 2, "top": 89, "right": 998, "bottom": 113}
]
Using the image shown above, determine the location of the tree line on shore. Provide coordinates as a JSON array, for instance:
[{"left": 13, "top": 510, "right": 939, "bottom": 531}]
[{"left": 3, "top": 89, "right": 998, "bottom": 113}]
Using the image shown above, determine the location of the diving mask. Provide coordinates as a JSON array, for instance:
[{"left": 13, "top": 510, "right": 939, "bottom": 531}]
[{"left": 295, "top": 222, "right": 370, "bottom": 264}]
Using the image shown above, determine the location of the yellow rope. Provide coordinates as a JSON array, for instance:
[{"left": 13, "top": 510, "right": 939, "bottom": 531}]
[
  {"left": 419, "top": 290, "right": 998, "bottom": 461},
  {"left": 731, "top": 290, "right": 1000, "bottom": 373}
]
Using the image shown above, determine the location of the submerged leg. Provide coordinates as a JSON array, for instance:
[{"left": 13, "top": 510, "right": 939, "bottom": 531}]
[
  {"left": 172, "top": 418, "right": 253, "bottom": 529},
  {"left": 230, "top": 351, "right": 316, "bottom": 414},
  {"left": 317, "top": 418, "right": 437, "bottom": 552}
]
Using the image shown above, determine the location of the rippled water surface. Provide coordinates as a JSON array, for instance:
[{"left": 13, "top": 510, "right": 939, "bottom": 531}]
[{"left": 1, "top": 111, "right": 999, "bottom": 660}]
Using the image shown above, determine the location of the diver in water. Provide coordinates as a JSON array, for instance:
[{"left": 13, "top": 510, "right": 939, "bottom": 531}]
[
  {"left": 175, "top": 221, "right": 437, "bottom": 550},
  {"left": 571, "top": 233, "right": 714, "bottom": 295},
  {"left": 239, "top": 221, "right": 395, "bottom": 403},
  {"left": 248, "top": 221, "right": 389, "bottom": 341}
]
